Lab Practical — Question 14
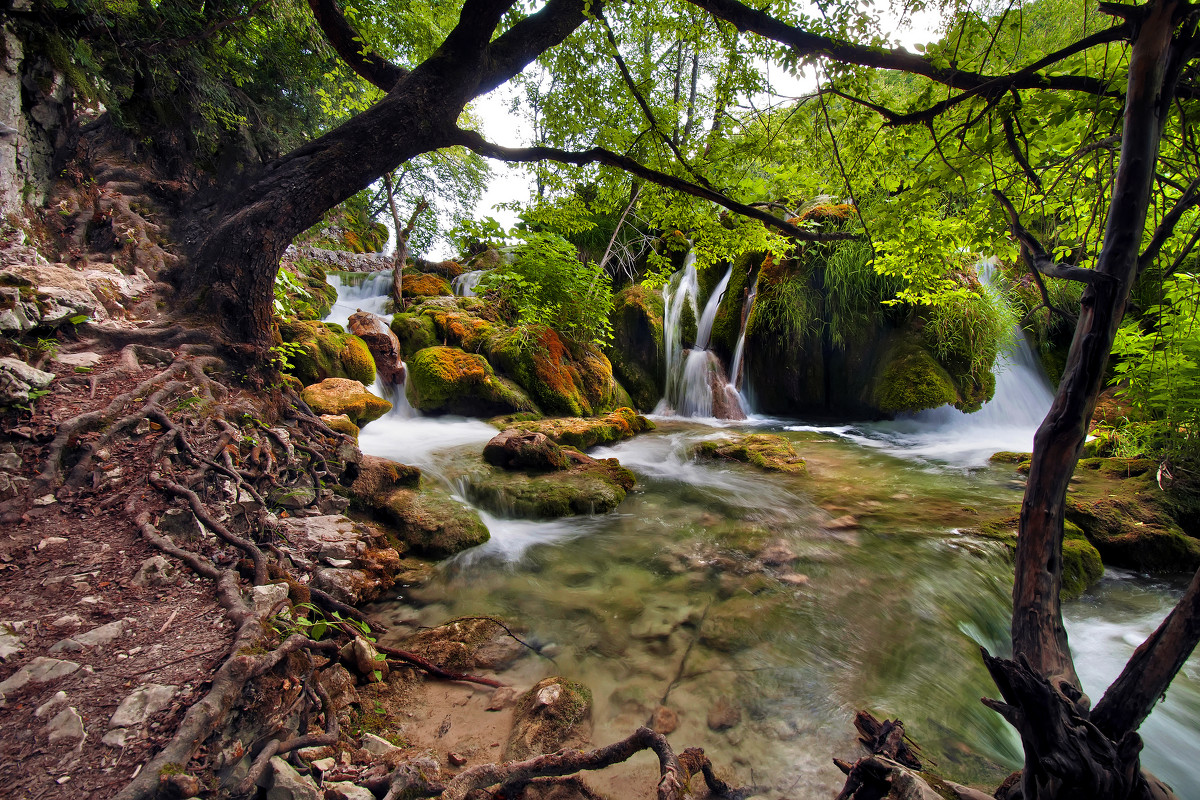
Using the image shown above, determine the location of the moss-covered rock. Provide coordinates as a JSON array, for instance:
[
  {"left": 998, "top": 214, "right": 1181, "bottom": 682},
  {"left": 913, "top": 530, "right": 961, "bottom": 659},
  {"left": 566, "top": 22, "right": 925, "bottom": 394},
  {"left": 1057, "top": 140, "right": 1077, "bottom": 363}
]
[
  {"left": 1066, "top": 494, "right": 1200, "bottom": 572},
  {"left": 426, "top": 308, "right": 495, "bottom": 352},
  {"left": 483, "top": 429, "right": 572, "bottom": 471},
  {"left": 401, "top": 616, "right": 525, "bottom": 673},
  {"left": 873, "top": 338, "right": 958, "bottom": 413},
  {"left": 468, "top": 457, "right": 635, "bottom": 519},
  {"left": 401, "top": 272, "right": 452, "bottom": 297},
  {"left": 278, "top": 319, "right": 376, "bottom": 387},
  {"left": 499, "top": 407, "right": 654, "bottom": 450},
  {"left": 695, "top": 434, "right": 806, "bottom": 474},
  {"left": 301, "top": 378, "right": 391, "bottom": 425},
  {"left": 700, "top": 595, "right": 775, "bottom": 653},
  {"left": 989, "top": 451, "right": 1032, "bottom": 464},
  {"left": 371, "top": 484, "right": 490, "bottom": 558},
  {"left": 486, "top": 327, "right": 623, "bottom": 417},
  {"left": 276, "top": 256, "right": 338, "bottom": 320},
  {"left": 320, "top": 414, "right": 360, "bottom": 439},
  {"left": 406, "top": 346, "right": 536, "bottom": 416},
  {"left": 607, "top": 285, "right": 665, "bottom": 411},
  {"left": 391, "top": 312, "right": 438, "bottom": 357},
  {"left": 504, "top": 677, "right": 593, "bottom": 761},
  {"left": 1061, "top": 534, "right": 1104, "bottom": 600}
]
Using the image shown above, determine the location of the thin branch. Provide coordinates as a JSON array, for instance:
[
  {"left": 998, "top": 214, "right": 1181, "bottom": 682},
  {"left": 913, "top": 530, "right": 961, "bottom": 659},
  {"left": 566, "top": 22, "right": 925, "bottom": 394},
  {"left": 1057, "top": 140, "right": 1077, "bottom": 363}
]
[
  {"left": 307, "top": 0, "right": 407, "bottom": 91},
  {"left": 454, "top": 128, "right": 861, "bottom": 242},
  {"left": 595, "top": 11, "right": 712, "bottom": 187},
  {"left": 1004, "top": 115, "right": 1044, "bottom": 190},
  {"left": 1162, "top": 224, "right": 1200, "bottom": 280},
  {"left": 993, "top": 190, "right": 1115, "bottom": 286},
  {"left": 1138, "top": 175, "right": 1200, "bottom": 275}
]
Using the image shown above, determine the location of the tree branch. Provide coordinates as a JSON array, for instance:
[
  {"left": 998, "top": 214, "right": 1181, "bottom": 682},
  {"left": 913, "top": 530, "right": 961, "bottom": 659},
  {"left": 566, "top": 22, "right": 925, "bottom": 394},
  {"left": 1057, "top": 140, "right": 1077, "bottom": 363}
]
[
  {"left": 1004, "top": 115, "right": 1044, "bottom": 189},
  {"left": 307, "top": 0, "right": 407, "bottom": 92},
  {"left": 683, "top": 0, "right": 1122, "bottom": 97},
  {"left": 993, "top": 190, "right": 1115, "bottom": 286},
  {"left": 595, "top": 11, "right": 712, "bottom": 188},
  {"left": 454, "top": 128, "right": 860, "bottom": 242},
  {"left": 1138, "top": 174, "right": 1200, "bottom": 275},
  {"left": 1091, "top": 564, "right": 1200, "bottom": 739}
]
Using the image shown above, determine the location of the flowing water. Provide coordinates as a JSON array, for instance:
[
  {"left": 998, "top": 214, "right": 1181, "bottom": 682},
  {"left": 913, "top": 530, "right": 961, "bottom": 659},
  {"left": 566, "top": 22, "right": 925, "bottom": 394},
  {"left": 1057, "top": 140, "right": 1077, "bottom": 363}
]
[
  {"left": 452, "top": 269, "right": 486, "bottom": 297},
  {"left": 323, "top": 271, "right": 1200, "bottom": 797}
]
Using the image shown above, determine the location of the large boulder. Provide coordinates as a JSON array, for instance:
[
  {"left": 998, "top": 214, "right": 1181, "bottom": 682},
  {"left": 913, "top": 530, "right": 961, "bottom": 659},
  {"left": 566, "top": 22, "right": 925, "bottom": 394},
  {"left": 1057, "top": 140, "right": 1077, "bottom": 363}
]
[
  {"left": 607, "top": 285, "right": 665, "bottom": 411},
  {"left": 369, "top": 484, "right": 490, "bottom": 558},
  {"left": 483, "top": 430, "right": 572, "bottom": 471},
  {"left": 504, "top": 677, "right": 593, "bottom": 761},
  {"left": 401, "top": 272, "right": 452, "bottom": 297},
  {"left": 0, "top": 260, "right": 153, "bottom": 330},
  {"left": 872, "top": 338, "right": 958, "bottom": 414},
  {"left": 301, "top": 378, "right": 391, "bottom": 425},
  {"left": 391, "top": 311, "right": 439, "bottom": 357},
  {"left": 486, "top": 327, "right": 627, "bottom": 417},
  {"left": 499, "top": 407, "right": 654, "bottom": 451},
  {"left": 278, "top": 319, "right": 376, "bottom": 387},
  {"left": 348, "top": 310, "right": 404, "bottom": 385},
  {"left": 405, "top": 346, "right": 535, "bottom": 416}
]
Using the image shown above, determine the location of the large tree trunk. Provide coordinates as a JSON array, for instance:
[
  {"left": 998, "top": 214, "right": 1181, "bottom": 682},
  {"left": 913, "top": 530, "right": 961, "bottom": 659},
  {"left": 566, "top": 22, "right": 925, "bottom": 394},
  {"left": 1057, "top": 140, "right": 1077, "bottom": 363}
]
[{"left": 1006, "top": 0, "right": 1193, "bottom": 796}]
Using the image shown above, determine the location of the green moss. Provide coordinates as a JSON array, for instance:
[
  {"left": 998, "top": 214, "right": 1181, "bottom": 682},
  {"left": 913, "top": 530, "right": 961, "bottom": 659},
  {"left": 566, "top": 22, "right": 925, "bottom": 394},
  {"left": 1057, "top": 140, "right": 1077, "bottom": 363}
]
[
  {"left": 391, "top": 312, "right": 438, "bottom": 357},
  {"left": 468, "top": 459, "right": 635, "bottom": 519},
  {"left": 373, "top": 485, "right": 490, "bottom": 558},
  {"left": 277, "top": 319, "right": 375, "bottom": 386},
  {"left": 694, "top": 434, "right": 806, "bottom": 474},
  {"left": 505, "top": 677, "right": 593, "bottom": 761},
  {"left": 679, "top": 298, "right": 698, "bottom": 347},
  {"left": 989, "top": 451, "right": 1032, "bottom": 464},
  {"left": 503, "top": 408, "right": 654, "bottom": 450},
  {"left": 1066, "top": 490, "right": 1200, "bottom": 572},
  {"left": 709, "top": 252, "right": 759, "bottom": 356},
  {"left": 873, "top": 338, "right": 958, "bottom": 414},
  {"left": 1061, "top": 537, "right": 1104, "bottom": 599},
  {"left": 406, "top": 346, "right": 537, "bottom": 416}
]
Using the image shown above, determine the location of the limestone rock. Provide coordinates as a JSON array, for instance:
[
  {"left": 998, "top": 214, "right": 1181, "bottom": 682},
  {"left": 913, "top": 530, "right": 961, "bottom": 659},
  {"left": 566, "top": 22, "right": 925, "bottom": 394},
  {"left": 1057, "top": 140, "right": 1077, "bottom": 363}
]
[
  {"left": 0, "top": 622, "right": 24, "bottom": 662},
  {"left": 0, "top": 656, "right": 80, "bottom": 695},
  {"left": 360, "top": 732, "right": 400, "bottom": 756},
  {"left": 500, "top": 407, "right": 654, "bottom": 450},
  {"left": 504, "top": 677, "right": 592, "bottom": 761},
  {"left": 56, "top": 618, "right": 129, "bottom": 652},
  {"left": 483, "top": 429, "right": 571, "bottom": 471},
  {"left": 695, "top": 433, "right": 806, "bottom": 474},
  {"left": 320, "top": 413, "right": 360, "bottom": 438},
  {"left": 53, "top": 351, "right": 101, "bottom": 370},
  {"left": 101, "top": 728, "right": 127, "bottom": 748},
  {"left": 324, "top": 781, "right": 375, "bottom": 800},
  {"left": 45, "top": 706, "right": 85, "bottom": 743},
  {"left": 262, "top": 756, "right": 321, "bottom": 800},
  {"left": 348, "top": 310, "right": 405, "bottom": 386},
  {"left": 317, "top": 664, "right": 359, "bottom": 711},
  {"left": 467, "top": 455, "right": 635, "bottom": 520},
  {"left": 346, "top": 454, "right": 420, "bottom": 505},
  {"left": 251, "top": 583, "right": 290, "bottom": 615},
  {"left": 34, "top": 690, "right": 68, "bottom": 718},
  {"left": 109, "top": 683, "right": 176, "bottom": 728},
  {"left": 158, "top": 508, "right": 206, "bottom": 540},
  {"left": 301, "top": 378, "right": 391, "bottom": 425},
  {"left": 132, "top": 555, "right": 177, "bottom": 587},
  {"left": 0, "top": 356, "right": 54, "bottom": 404},
  {"left": 339, "top": 636, "right": 388, "bottom": 682}
]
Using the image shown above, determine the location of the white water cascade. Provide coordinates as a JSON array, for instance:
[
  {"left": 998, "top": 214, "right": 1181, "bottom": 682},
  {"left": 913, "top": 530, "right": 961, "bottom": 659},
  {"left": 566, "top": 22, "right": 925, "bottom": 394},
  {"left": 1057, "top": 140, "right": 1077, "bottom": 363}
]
[
  {"left": 798, "top": 260, "right": 1057, "bottom": 466},
  {"left": 727, "top": 271, "right": 760, "bottom": 414},
  {"left": 452, "top": 269, "right": 486, "bottom": 297},
  {"left": 655, "top": 255, "right": 744, "bottom": 418},
  {"left": 324, "top": 271, "right": 417, "bottom": 419}
]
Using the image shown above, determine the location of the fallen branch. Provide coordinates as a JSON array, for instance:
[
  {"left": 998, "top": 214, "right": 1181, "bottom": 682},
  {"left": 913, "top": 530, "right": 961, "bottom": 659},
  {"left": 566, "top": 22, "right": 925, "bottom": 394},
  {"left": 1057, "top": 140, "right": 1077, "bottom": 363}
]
[{"left": 375, "top": 642, "right": 504, "bottom": 688}]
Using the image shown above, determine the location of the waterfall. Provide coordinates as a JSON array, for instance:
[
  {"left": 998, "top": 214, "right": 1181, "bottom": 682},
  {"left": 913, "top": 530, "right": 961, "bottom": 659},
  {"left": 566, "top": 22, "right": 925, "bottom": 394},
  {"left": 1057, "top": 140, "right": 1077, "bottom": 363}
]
[
  {"left": 453, "top": 269, "right": 486, "bottom": 297},
  {"left": 324, "top": 271, "right": 418, "bottom": 419},
  {"left": 809, "top": 259, "right": 1056, "bottom": 466},
  {"left": 727, "top": 271, "right": 760, "bottom": 415},
  {"left": 655, "top": 257, "right": 743, "bottom": 419}
]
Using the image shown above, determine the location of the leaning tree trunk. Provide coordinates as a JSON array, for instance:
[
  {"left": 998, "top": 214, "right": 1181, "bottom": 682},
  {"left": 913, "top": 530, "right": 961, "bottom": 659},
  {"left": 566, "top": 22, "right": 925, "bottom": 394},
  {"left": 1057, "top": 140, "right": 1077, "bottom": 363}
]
[{"left": 1004, "top": 1, "right": 1194, "bottom": 797}]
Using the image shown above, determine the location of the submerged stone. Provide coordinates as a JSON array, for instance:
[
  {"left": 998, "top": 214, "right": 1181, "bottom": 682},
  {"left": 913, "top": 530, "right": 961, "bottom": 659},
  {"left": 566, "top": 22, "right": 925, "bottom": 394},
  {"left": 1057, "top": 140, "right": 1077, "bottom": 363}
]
[
  {"left": 504, "top": 677, "right": 592, "bottom": 761},
  {"left": 695, "top": 433, "right": 806, "bottom": 474},
  {"left": 468, "top": 456, "right": 635, "bottom": 519}
]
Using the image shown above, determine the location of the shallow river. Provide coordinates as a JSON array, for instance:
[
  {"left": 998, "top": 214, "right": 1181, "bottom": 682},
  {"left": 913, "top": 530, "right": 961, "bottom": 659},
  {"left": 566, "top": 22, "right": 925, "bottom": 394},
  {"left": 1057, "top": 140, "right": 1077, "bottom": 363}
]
[{"left": 330, "top": 273, "right": 1200, "bottom": 797}]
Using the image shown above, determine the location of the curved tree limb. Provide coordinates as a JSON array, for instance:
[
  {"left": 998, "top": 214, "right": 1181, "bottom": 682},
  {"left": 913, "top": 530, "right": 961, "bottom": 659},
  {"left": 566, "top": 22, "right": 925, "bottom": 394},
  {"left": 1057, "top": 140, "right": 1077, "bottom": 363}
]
[
  {"left": 683, "top": 0, "right": 1122, "bottom": 96},
  {"left": 1138, "top": 174, "right": 1200, "bottom": 275},
  {"left": 307, "top": 0, "right": 408, "bottom": 92},
  {"left": 454, "top": 128, "right": 860, "bottom": 242},
  {"left": 993, "top": 189, "right": 1116, "bottom": 286}
]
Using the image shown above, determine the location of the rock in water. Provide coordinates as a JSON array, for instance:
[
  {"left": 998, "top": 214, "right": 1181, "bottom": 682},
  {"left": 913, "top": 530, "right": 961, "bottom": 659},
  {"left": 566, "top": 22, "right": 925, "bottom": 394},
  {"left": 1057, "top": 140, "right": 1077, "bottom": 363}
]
[
  {"left": 504, "top": 677, "right": 592, "bottom": 760},
  {"left": 483, "top": 429, "right": 572, "bottom": 471},
  {"left": 348, "top": 310, "right": 405, "bottom": 386}
]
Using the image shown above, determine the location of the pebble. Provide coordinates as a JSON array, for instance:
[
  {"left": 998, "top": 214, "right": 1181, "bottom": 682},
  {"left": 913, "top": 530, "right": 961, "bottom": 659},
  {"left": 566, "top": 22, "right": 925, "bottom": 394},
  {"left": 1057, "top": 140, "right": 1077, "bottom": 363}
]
[
  {"left": 486, "top": 686, "right": 519, "bottom": 711},
  {"left": 448, "top": 752, "right": 468, "bottom": 767},
  {"left": 650, "top": 705, "right": 679, "bottom": 734},
  {"left": 706, "top": 696, "right": 742, "bottom": 732},
  {"left": 778, "top": 572, "right": 810, "bottom": 586},
  {"left": 0, "top": 622, "right": 24, "bottom": 662},
  {"left": 360, "top": 732, "right": 401, "bottom": 756},
  {"left": 33, "top": 495, "right": 58, "bottom": 507},
  {"left": 102, "top": 728, "right": 128, "bottom": 748},
  {"left": 823, "top": 514, "right": 859, "bottom": 530},
  {"left": 52, "top": 614, "right": 83, "bottom": 629},
  {"left": 37, "top": 536, "right": 67, "bottom": 548}
]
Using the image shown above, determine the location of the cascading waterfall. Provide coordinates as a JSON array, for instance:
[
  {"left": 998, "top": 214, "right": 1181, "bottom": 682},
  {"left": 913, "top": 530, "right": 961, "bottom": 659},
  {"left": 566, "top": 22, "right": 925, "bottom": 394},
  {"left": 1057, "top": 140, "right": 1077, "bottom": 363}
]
[
  {"left": 727, "top": 271, "right": 760, "bottom": 415},
  {"left": 802, "top": 258, "right": 1056, "bottom": 466},
  {"left": 452, "top": 269, "right": 486, "bottom": 297},
  {"left": 325, "top": 271, "right": 417, "bottom": 419},
  {"left": 655, "top": 256, "right": 743, "bottom": 419}
]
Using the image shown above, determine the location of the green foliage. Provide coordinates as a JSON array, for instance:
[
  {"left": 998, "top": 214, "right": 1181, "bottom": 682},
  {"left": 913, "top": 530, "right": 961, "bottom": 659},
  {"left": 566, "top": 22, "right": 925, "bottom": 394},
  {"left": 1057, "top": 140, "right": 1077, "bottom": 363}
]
[
  {"left": 924, "top": 275, "right": 1016, "bottom": 387},
  {"left": 478, "top": 231, "right": 614, "bottom": 347},
  {"left": 1111, "top": 274, "right": 1200, "bottom": 460},
  {"left": 272, "top": 602, "right": 374, "bottom": 643}
]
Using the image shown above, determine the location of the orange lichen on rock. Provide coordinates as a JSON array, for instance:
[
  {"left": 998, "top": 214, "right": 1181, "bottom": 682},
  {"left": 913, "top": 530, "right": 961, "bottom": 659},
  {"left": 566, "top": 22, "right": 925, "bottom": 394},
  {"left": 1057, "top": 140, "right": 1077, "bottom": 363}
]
[
  {"left": 402, "top": 273, "right": 453, "bottom": 297},
  {"left": 800, "top": 203, "right": 855, "bottom": 222}
]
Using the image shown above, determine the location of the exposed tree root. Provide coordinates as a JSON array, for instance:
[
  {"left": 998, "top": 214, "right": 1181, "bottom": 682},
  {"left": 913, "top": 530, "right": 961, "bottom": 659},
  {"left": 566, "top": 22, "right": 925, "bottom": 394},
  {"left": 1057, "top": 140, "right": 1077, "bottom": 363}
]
[
  {"left": 375, "top": 642, "right": 505, "bottom": 688},
  {"left": 439, "top": 726, "right": 755, "bottom": 800}
]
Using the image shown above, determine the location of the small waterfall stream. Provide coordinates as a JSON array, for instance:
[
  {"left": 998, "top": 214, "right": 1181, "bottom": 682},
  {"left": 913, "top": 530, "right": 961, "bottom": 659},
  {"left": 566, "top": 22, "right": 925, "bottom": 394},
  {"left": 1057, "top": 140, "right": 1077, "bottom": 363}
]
[
  {"left": 452, "top": 269, "right": 485, "bottom": 297},
  {"left": 656, "top": 256, "right": 745, "bottom": 419},
  {"left": 316, "top": 270, "right": 1199, "bottom": 798}
]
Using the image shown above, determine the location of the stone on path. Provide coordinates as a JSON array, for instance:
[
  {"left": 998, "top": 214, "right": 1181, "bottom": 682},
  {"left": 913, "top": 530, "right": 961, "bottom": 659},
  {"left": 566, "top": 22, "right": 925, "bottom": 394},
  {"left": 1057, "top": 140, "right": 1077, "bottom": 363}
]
[
  {"left": 0, "top": 621, "right": 25, "bottom": 661},
  {"left": 360, "top": 732, "right": 400, "bottom": 757},
  {"left": 0, "top": 656, "right": 80, "bottom": 695},
  {"left": 45, "top": 706, "right": 85, "bottom": 743},
  {"left": 262, "top": 756, "right": 321, "bottom": 800},
  {"left": 109, "top": 683, "right": 176, "bottom": 728},
  {"left": 50, "top": 618, "right": 130, "bottom": 653}
]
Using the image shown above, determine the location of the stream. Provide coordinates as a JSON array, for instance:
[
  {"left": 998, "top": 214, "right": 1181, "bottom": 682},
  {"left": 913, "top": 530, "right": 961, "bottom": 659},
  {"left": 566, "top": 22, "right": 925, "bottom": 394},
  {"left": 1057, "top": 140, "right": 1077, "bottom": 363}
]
[{"left": 326, "top": 272, "right": 1200, "bottom": 797}]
